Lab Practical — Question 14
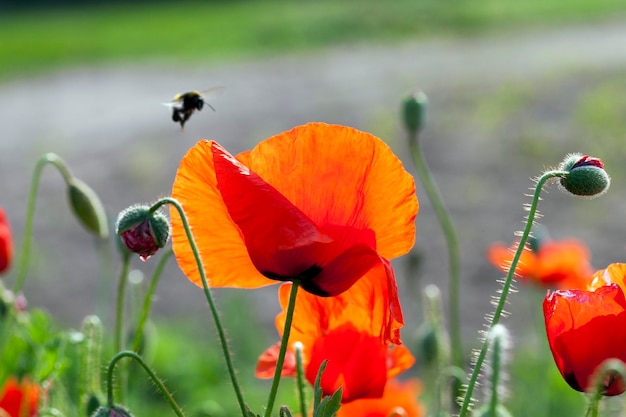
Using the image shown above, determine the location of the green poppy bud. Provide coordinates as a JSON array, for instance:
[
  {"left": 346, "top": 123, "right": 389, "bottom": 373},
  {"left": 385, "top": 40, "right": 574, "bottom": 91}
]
[
  {"left": 68, "top": 178, "right": 109, "bottom": 239},
  {"left": 402, "top": 90, "right": 428, "bottom": 135},
  {"left": 557, "top": 153, "right": 610, "bottom": 198}
]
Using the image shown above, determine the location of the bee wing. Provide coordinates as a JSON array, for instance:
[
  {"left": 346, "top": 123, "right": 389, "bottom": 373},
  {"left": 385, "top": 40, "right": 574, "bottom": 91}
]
[
  {"left": 198, "top": 86, "right": 226, "bottom": 98},
  {"left": 162, "top": 101, "right": 182, "bottom": 108}
]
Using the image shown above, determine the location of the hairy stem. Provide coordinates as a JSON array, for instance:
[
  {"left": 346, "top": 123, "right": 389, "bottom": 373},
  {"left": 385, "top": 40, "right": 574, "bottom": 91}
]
[
  {"left": 151, "top": 197, "right": 248, "bottom": 417},
  {"left": 458, "top": 170, "right": 567, "bottom": 417},
  {"left": 264, "top": 282, "right": 300, "bottom": 417}
]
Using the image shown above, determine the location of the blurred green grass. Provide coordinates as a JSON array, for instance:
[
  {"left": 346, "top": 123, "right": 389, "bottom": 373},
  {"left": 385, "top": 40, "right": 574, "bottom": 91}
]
[{"left": 1, "top": 0, "right": 626, "bottom": 80}]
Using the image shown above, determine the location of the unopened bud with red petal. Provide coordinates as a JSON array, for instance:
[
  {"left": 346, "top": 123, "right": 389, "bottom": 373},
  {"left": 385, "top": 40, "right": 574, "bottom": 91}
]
[
  {"left": 0, "top": 208, "right": 13, "bottom": 275},
  {"left": 557, "top": 153, "right": 610, "bottom": 198},
  {"left": 115, "top": 205, "right": 170, "bottom": 261}
]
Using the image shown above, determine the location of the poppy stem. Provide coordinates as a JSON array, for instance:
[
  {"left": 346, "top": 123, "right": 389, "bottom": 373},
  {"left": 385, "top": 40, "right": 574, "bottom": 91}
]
[
  {"left": 265, "top": 282, "right": 300, "bottom": 417},
  {"left": 458, "top": 170, "right": 568, "bottom": 417},
  {"left": 586, "top": 359, "right": 626, "bottom": 417},
  {"left": 13, "top": 153, "right": 73, "bottom": 295},
  {"left": 106, "top": 350, "right": 185, "bottom": 417},
  {"left": 150, "top": 197, "right": 249, "bottom": 417},
  {"left": 79, "top": 315, "right": 104, "bottom": 414},
  {"left": 131, "top": 248, "right": 173, "bottom": 352},
  {"left": 294, "top": 342, "right": 308, "bottom": 417},
  {"left": 113, "top": 250, "right": 132, "bottom": 403},
  {"left": 407, "top": 131, "right": 463, "bottom": 371}
]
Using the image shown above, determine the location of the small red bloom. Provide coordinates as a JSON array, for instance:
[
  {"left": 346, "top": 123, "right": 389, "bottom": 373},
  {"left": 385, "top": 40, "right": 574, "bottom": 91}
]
[
  {"left": 256, "top": 263, "right": 414, "bottom": 403},
  {"left": 0, "top": 208, "right": 13, "bottom": 275},
  {"left": 337, "top": 378, "right": 425, "bottom": 417},
  {"left": 171, "top": 123, "right": 418, "bottom": 298},
  {"left": 0, "top": 377, "right": 40, "bottom": 417},
  {"left": 488, "top": 238, "right": 592, "bottom": 289},
  {"left": 544, "top": 264, "right": 626, "bottom": 395}
]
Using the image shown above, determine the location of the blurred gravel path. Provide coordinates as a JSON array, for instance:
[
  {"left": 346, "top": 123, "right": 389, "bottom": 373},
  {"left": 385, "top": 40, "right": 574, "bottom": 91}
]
[{"left": 1, "top": 20, "right": 625, "bottom": 338}]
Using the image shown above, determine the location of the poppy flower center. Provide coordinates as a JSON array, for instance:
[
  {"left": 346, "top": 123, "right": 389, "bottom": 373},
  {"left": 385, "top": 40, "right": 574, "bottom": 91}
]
[{"left": 262, "top": 264, "right": 322, "bottom": 282}]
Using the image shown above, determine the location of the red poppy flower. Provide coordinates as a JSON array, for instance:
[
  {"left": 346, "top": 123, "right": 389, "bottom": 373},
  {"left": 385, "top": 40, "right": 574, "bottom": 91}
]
[
  {"left": 256, "top": 263, "right": 414, "bottom": 403},
  {"left": 336, "top": 378, "right": 425, "bottom": 417},
  {"left": 0, "top": 208, "right": 13, "bottom": 275},
  {"left": 171, "top": 123, "right": 418, "bottom": 297},
  {"left": 488, "top": 238, "right": 592, "bottom": 289},
  {"left": 544, "top": 265, "right": 626, "bottom": 395},
  {"left": 0, "top": 377, "right": 40, "bottom": 417}
]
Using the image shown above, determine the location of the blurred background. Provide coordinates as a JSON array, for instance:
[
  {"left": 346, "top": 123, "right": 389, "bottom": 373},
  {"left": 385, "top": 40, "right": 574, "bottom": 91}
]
[{"left": 1, "top": 0, "right": 626, "bottom": 415}]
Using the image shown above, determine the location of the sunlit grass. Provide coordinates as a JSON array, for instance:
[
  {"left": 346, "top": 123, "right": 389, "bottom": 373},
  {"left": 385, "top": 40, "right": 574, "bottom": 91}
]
[{"left": 1, "top": 0, "right": 626, "bottom": 80}]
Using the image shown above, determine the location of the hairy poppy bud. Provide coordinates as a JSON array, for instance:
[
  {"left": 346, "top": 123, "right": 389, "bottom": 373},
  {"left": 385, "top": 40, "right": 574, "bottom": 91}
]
[
  {"left": 557, "top": 153, "right": 610, "bottom": 198},
  {"left": 402, "top": 90, "right": 428, "bottom": 135},
  {"left": 116, "top": 205, "right": 170, "bottom": 261},
  {"left": 0, "top": 208, "right": 13, "bottom": 274},
  {"left": 68, "top": 178, "right": 109, "bottom": 239}
]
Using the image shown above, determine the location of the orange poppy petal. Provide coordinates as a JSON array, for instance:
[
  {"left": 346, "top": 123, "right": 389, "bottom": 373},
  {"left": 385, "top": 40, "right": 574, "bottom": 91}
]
[
  {"left": 212, "top": 141, "right": 334, "bottom": 280},
  {"left": 337, "top": 378, "right": 425, "bottom": 417},
  {"left": 305, "top": 325, "right": 387, "bottom": 403},
  {"left": 387, "top": 344, "right": 415, "bottom": 379},
  {"left": 487, "top": 242, "right": 535, "bottom": 278},
  {"left": 589, "top": 263, "right": 626, "bottom": 292},
  {"left": 535, "top": 240, "right": 592, "bottom": 287},
  {"left": 276, "top": 262, "right": 404, "bottom": 349},
  {"left": 258, "top": 263, "right": 408, "bottom": 384},
  {"left": 244, "top": 123, "right": 418, "bottom": 260},
  {"left": 171, "top": 140, "right": 272, "bottom": 289},
  {"left": 255, "top": 342, "right": 296, "bottom": 379}
]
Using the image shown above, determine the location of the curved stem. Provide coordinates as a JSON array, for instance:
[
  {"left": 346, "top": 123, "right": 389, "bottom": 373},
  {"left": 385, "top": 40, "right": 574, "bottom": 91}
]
[
  {"left": 408, "top": 132, "right": 462, "bottom": 369},
  {"left": 132, "top": 248, "right": 173, "bottom": 352},
  {"left": 13, "top": 153, "right": 73, "bottom": 294},
  {"left": 106, "top": 350, "right": 185, "bottom": 417},
  {"left": 151, "top": 197, "right": 248, "bottom": 417},
  {"left": 458, "top": 170, "right": 567, "bottom": 417},
  {"left": 265, "top": 282, "right": 300, "bottom": 417}
]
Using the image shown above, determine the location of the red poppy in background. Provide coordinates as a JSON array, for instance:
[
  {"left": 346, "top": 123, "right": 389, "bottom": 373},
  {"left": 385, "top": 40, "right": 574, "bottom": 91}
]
[
  {"left": 256, "top": 263, "right": 414, "bottom": 403},
  {"left": 0, "top": 208, "right": 13, "bottom": 275},
  {"left": 544, "top": 263, "right": 626, "bottom": 395},
  {"left": 488, "top": 238, "right": 592, "bottom": 289},
  {"left": 0, "top": 377, "right": 40, "bottom": 417},
  {"left": 336, "top": 378, "right": 425, "bottom": 417},
  {"left": 171, "top": 123, "right": 418, "bottom": 298}
]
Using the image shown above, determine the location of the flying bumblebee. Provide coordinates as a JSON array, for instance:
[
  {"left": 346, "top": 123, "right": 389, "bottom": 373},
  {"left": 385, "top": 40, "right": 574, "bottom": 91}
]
[{"left": 163, "top": 87, "right": 224, "bottom": 129}]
